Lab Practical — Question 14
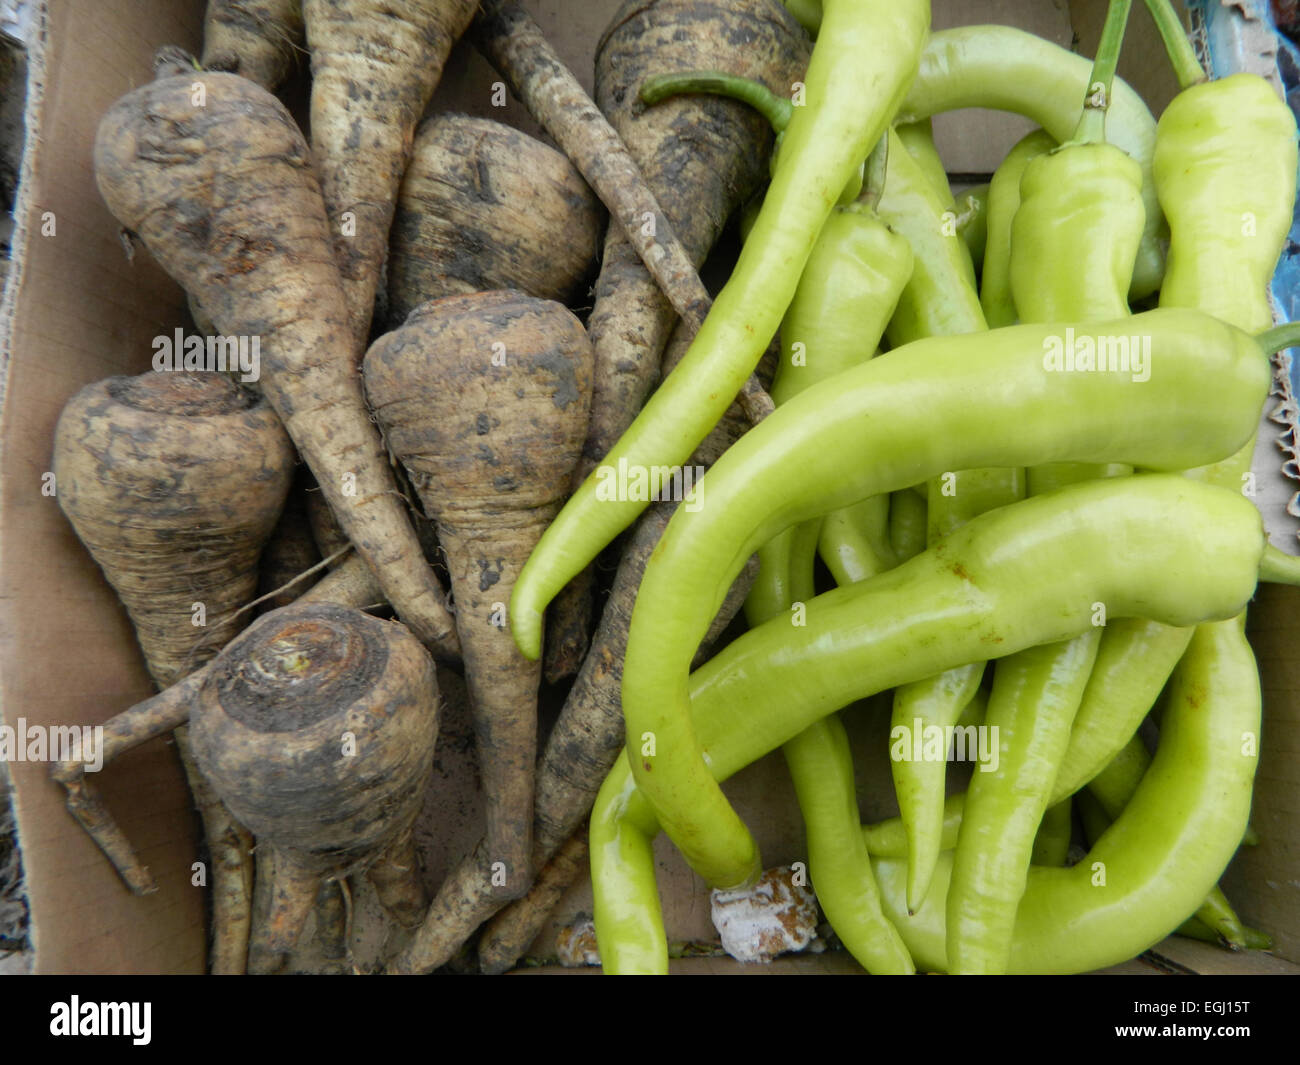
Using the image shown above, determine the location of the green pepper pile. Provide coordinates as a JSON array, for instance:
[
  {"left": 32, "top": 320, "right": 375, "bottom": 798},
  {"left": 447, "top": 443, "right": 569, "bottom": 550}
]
[{"left": 515, "top": 0, "right": 1300, "bottom": 974}]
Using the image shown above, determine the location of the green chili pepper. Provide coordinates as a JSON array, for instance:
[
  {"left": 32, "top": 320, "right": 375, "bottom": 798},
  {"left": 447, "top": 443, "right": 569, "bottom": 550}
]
[
  {"left": 890, "top": 657, "right": 984, "bottom": 910},
  {"left": 863, "top": 794, "right": 963, "bottom": 859},
  {"left": 1010, "top": 150, "right": 1143, "bottom": 323},
  {"left": 593, "top": 475, "right": 1288, "bottom": 971},
  {"left": 742, "top": 211, "right": 913, "bottom": 966},
  {"left": 1073, "top": 787, "right": 1113, "bottom": 851},
  {"left": 896, "top": 24, "right": 1163, "bottom": 297},
  {"left": 646, "top": 97, "right": 926, "bottom": 595},
  {"left": 872, "top": 620, "right": 1261, "bottom": 973},
  {"left": 878, "top": 126, "right": 983, "bottom": 347},
  {"left": 743, "top": 521, "right": 820, "bottom": 629},
  {"left": 980, "top": 129, "right": 1055, "bottom": 328},
  {"left": 781, "top": 0, "right": 821, "bottom": 38},
  {"left": 889, "top": 6, "right": 1143, "bottom": 912},
  {"left": 769, "top": 208, "right": 911, "bottom": 407},
  {"left": 873, "top": 124, "right": 1024, "bottom": 912},
  {"left": 894, "top": 118, "right": 951, "bottom": 201},
  {"left": 747, "top": 200, "right": 913, "bottom": 618},
  {"left": 509, "top": 0, "right": 932, "bottom": 660},
  {"left": 887, "top": 486, "right": 927, "bottom": 564},
  {"left": 783, "top": 714, "right": 915, "bottom": 974},
  {"left": 1155, "top": 69, "right": 1297, "bottom": 493},
  {"left": 1148, "top": 0, "right": 1297, "bottom": 494},
  {"left": 948, "top": 632, "right": 1104, "bottom": 973},
  {"left": 1179, "top": 914, "right": 1273, "bottom": 951},
  {"left": 945, "top": 5, "right": 1145, "bottom": 971},
  {"left": 620, "top": 307, "right": 1275, "bottom": 893},
  {"left": 1087, "top": 734, "right": 1248, "bottom": 948},
  {"left": 1051, "top": 5, "right": 1299, "bottom": 882},
  {"left": 1153, "top": 73, "right": 1296, "bottom": 337},
  {"left": 1052, "top": 617, "right": 1193, "bottom": 797},
  {"left": 1030, "top": 799, "right": 1073, "bottom": 867}
]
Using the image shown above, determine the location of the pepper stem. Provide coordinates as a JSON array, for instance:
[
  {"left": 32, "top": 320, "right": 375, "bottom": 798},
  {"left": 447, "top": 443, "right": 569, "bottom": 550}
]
[
  {"left": 1141, "top": 0, "right": 1208, "bottom": 89},
  {"left": 1255, "top": 320, "right": 1300, "bottom": 356},
  {"left": 1259, "top": 544, "right": 1300, "bottom": 587},
  {"left": 640, "top": 72, "right": 794, "bottom": 134},
  {"left": 1071, "top": 0, "right": 1134, "bottom": 145}
]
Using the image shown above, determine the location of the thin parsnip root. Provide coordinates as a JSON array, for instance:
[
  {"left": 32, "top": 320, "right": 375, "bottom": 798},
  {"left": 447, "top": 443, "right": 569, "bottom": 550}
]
[
  {"left": 312, "top": 878, "right": 350, "bottom": 974},
  {"left": 51, "top": 669, "right": 210, "bottom": 896},
  {"left": 586, "top": 0, "right": 809, "bottom": 468},
  {"left": 201, "top": 0, "right": 304, "bottom": 91},
  {"left": 258, "top": 469, "right": 323, "bottom": 613},
  {"left": 387, "top": 113, "right": 604, "bottom": 326},
  {"left": 174, "top": 727, "right": 256, "bottom": 972},
  {"left": 477, "top": 828, "right": 590, "bottom": 974},
  {"left": 190, "top": 603, "right": 439, "bottom": 960},
  {"left": 297, "top": 552, "right": 385, "bottom": 611},
  {"left": 365, "top": 290, "right": 594, "bottom": 898},
  {"left": 366, "top": 825, "right": 428, "bottom": 929},
  {"left": 94, "top": 54, "right": 460, "bottom": 662},
  {"left": 536, "top": 0, "right": 808, "bottom": 683},
  {"left": 303, "top": 0, "right": 478, "bottom": 343},
  {"left": 468, "top": 0, "right": 774, "bottom": 427}
]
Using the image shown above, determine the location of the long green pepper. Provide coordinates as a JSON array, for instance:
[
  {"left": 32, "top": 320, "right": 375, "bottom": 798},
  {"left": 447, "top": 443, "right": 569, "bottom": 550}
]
[
  {"left": 945, "top": 1, "right": 1144, "bottom": 973},
  {"left": 896, "top": 24, "right": 1163, "bottom": 297},
  {"left": 875, "top": 121, "right": 1023, "bottom": 914},
  {"left": 1086, "top": 734, "right": 1248, "bottom": 948},
  {"left": 593, "top": 475, "right": 1289, "bottom": 971},
  {"left": 746, "top": 198, "right": 913, "bottom": 621},
  {"left": 980, "top": 128, "right": 1054, "bottom": 327},
  {"left": 509, "top": 0, "right": 932, "bottom": 660},
  {"left": 738, "top": 207, "right": 914, "bottom": 967},
  {"left": 872, "top": 621, "right": 1262, "bottom": 973},
  {"left": 618, "top": 307, "right": 1270, "bottom": 892}
]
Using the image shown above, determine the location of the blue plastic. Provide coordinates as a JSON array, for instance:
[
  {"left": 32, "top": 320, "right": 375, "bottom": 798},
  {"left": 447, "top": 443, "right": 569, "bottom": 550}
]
[{"left": 1187, "top": 0, "right": 1300, "bottom": 390}]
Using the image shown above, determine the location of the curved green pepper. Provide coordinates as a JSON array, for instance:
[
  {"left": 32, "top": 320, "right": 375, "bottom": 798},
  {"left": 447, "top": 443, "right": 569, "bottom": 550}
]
[
  {"left": 894, "top": 118, "right": 951, "bottom": 201},
  {"left": 766, "top": 204, "right": 913, "bottom": 598},
  {"left": 621, "top": 307, "right": 1270, "bottom": 892},
  {"left": 878, "top": 126, "right": 983, "bottom": 347},
  {"left": 875, "top": 125, "right": 1022, "bottom": 911},
  {"left": 1030, "top": 799, "right": 1073, "bottom": 867},
  {"left": 980, "top": 129, "right": 1055, "bottom": 328},
  {"left": 1011, "top": 145, "right": 1143, "bottom": 323},
  {"left": 945, "top": 8, "right": 1147, "bottom": 969},
  {"left": 888, "top": 485, "right": 927, "bottom": 563},
  {"left": 1087, "top": 733, "right": 1247, "bottom": 948},
  {"left": 954, "top": 183, "right": 989, "bottom": 270},
  {"left": 1056, "top": 18, "right": 1299, "bottom": 896},
  {"left": 509, "top": 0, "right": 932, "bottom": 660},
  {"left": 783, "top": 714, "right": 914, "bottom": 973},
  {"left": 594, "top": 475, "right": 1278, "bottom": 971},
  {"left": 1155, "top": 74, "right": 1297, "bottom": 338},
  {"left": 896, "top": 24, "right": 1163, "bottom": 297},
  {"left": 873, "top": 619, "right": 1260, "bottom": 973}
]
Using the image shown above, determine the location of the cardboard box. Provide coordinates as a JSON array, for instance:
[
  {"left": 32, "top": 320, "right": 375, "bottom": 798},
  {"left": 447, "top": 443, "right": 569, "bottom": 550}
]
[{"left": 1, "top": 0, "right": 1298, "bottom": 974}]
